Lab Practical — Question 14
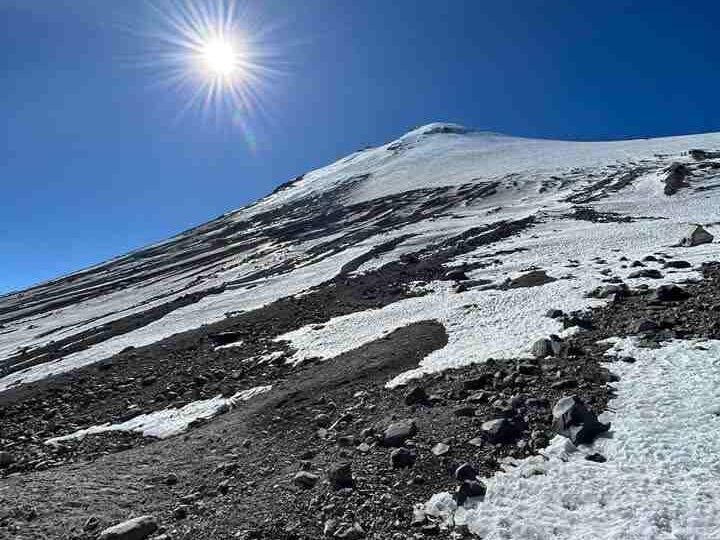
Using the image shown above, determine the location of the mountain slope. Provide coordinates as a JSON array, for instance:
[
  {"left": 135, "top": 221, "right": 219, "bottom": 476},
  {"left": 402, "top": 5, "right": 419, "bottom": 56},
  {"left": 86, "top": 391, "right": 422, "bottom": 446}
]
[{"left": 2, "top": 123, "right": 720, "bottom": 539}]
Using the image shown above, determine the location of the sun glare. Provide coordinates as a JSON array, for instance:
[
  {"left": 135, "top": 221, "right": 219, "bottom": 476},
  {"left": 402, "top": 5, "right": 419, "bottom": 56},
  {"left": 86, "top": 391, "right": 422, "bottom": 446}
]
[
  {"left": 201, "top": 38, "right": 239, "bottom": 77},
  {"left": 140, "top": 0, "right": 284, "bottom": 135}
]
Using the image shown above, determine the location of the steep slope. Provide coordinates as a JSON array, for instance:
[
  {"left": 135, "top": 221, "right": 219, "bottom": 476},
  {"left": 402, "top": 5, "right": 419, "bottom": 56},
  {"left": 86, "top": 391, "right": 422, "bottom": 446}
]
[{"left": 2, "top": 123, "right": 720, "bottom": 539}]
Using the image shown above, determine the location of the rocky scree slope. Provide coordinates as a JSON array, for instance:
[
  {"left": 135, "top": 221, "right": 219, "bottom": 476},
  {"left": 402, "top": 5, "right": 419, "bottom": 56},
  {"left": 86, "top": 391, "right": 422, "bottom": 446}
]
[{"left": 2, "top": 124, "right": 720, "bottom": 539}]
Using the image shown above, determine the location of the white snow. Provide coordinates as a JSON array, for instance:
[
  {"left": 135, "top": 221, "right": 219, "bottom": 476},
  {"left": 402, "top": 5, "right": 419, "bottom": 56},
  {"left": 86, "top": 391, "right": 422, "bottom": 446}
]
[
  {"left": 44, "top": 385, "right": 271, "bottom": 443},
  {"left": 423, "top": 338, "right": 720, "bottom": 540},
  {"left": 3, "top": 125, "right": 720, "bottom": 394}
]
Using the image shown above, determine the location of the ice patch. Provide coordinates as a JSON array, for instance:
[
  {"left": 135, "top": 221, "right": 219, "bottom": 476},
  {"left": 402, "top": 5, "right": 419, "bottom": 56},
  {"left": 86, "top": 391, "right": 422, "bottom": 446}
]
[{"left": 45, "top": 385, "right": 272, "bottom": 443}]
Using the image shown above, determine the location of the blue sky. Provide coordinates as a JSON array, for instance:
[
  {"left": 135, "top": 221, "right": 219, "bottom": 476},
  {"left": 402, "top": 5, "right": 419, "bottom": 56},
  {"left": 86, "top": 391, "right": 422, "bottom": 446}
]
[{"left": 2, "top": 0, "right": 719, "bottom": 294}]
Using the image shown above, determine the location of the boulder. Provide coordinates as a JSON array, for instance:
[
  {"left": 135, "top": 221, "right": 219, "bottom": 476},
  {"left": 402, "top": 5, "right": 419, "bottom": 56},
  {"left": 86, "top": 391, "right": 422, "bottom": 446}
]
[
  {"left": 390, "top": 447, "right": 416, "bottom": 469},
  {"left": 404, "top": 386, "right": 429, "bottom": 406},
  {"left": 653, "top": 284, "right": 690, "bottom": 302},
  {"left": 445, "top": 269, "right": 469, "bottom": 281},
  {"left": 480, "top": 418, "right": 521, "bottom": 444},
  {"left": 431, "top": 442, "right": 450, "bottom": 456},
  {"left": 664, "top": 260, "right": 692, "bottom": 269},
  {"left": 679, "top": 225, "right": 714, "bottom": 247},
  {"left": 663, "top": 162, "right": 690, "bottom": 195},
  {"left": 381, "top": 419, "right": 417, "bottom": 447},
  {"left": 98, "top": 516, "right": 158, "bottom": 540},
  {"left": 506, "top": 270, "right": 557, "bottom": 289},
  {"left": 328, "top": 462, "right": 353, "bottom": 490},
  {"left": 0, "top": 451, "right": 14, "bottom": 468},
  {"left": 628, "top": 269, "right": 663, "bottom": 279},
  {"left": 293, "top": 471, "right": 320, "bottom": 489},
  {"left": 530, "top": 338, "right": 553, "bottom": 359},
  {"left": 455, "top": 480, "right": 487, "bottom": 504},
  {"left": 455, "top": 462, "right": 478, "bottom": 481},
  {"left": 552, "top": 395, "right": 610, "bottom": 445}
]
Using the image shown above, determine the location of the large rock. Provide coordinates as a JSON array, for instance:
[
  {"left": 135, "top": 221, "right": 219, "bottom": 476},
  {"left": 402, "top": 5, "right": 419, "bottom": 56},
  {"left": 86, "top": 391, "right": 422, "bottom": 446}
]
[
  {"left": 328, "top": 462, "right": 354, "bottom": 490},
  {"left": 663, "top": 162, "right": 690, "bottom": 195},
  {"left": 390, "top": 447, "right": 416, "bottom": 469},
  {"left": 480, "top": 418, "right": 521, "bottom": 444},
  {"left": 98, "top": 516, "right": 158, "bottom": 540},
  {"left": 381, "top": 419, "right": 417, "bottom": 447},
  {"left": 653, "top": 284, "right": 690, "bottom": 302},
  {"left": 404, "top": 386, "right": 429, "bottom": 406},
  {"left": 628, "top": 269, "right": 663, "bottom": 279},
  {"left": 679, "top": 225, "right": 714, "bottom": 247},
  {"left": 293, "top": 471, "right": 319, "bottom": 489},
  {"left": 552, "top": 396, "right": 610, "bottom": 445},
  {"left": 0, "top": 451, "right": 14, "bottom": 468}
]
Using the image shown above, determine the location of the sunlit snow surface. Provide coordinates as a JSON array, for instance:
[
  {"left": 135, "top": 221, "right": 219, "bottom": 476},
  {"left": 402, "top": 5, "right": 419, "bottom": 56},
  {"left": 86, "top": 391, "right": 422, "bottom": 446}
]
[
  {"left": 423, "top": 338, "right": 720, "bottom": 540},
  {"left": 45, "top": 385, "right": 271, "bottom": 443},
  {"left": 3, "top": 125, "right": 720, "bottom": 390}
]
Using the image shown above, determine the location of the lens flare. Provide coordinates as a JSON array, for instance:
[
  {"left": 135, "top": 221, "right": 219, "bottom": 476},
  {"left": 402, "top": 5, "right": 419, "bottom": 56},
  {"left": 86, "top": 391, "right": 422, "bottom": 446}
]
[{"left": 137, "top": 0, "right": 284, "bottom": 134}]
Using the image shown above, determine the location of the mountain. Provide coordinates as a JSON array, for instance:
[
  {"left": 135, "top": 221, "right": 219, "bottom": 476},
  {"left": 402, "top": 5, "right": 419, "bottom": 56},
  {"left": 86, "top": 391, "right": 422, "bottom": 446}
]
[{"left": 2, "top": 123, "right": 720, "bottom": 539}]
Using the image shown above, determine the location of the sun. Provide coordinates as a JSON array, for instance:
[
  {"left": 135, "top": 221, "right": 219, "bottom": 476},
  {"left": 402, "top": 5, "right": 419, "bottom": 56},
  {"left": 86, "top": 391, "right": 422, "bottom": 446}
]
[
  {"left": 139, "top": 0, "right": 284, "bottom": 132},
  {"left": 200, "top": 38, "right": 239, "bottom": 77}
]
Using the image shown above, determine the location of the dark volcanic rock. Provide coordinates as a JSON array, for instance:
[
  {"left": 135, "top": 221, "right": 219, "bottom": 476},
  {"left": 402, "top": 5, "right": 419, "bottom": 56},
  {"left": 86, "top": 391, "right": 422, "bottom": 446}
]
[
  {"left": 663, "top": 162, "right": 690, "bottom": 195},
  {"left": 480, "top": 418, "right": 521, "bottom": 444},
  {"left": 98, "top": 516, "right": 158, "bottom": 540},
  {"left": 328, "top": 462, "right": 354, "bottom": 490},
  {"left": 293, "top": 471, "right": 320, "bottom": 489},
  {"left": 679, "top": 225, "right": 714, "bottom": 247},
  {"left": 531, "top": 338, "right": 553, "bottom": 359},
  {"left": 445, "top": 269, "right": 469, "bottom": 281},
  {"left": 628, "top": 268, "right": 663, "bottom": 279},
  {"left": 552, "top": 395, "right": 610, "bottom": 445},
  {"left": 506, "top": 270, "right": 557, "bottom": 289},
  {"left": 381, "top": 419, "right": 418, "bottom": 447},
  {"left": 404, "top": 386, "right": 429, "bottom": 406},
  {"left": 390, "top": 447, "right": 416, "bottom": 469},
  {"left": 653, "top": 284, "right": 690, "bottom": 302}
]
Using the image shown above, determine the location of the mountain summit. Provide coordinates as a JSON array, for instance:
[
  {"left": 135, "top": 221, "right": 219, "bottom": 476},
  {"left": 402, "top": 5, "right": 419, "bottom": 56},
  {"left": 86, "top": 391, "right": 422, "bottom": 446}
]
[{"left": 2, "top": 126, "right": 720, "bottom": 539}]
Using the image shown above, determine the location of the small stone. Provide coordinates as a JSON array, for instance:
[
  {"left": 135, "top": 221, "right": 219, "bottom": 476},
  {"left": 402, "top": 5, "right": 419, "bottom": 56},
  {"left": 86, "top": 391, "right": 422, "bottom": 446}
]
[
  {"left": 446, "top": 269, "right": 469, "bottom": 281},
  {"left": 679, "top": 225, "right": 714, "bottom": 247},
  {"left": 83, "top": 516, "right": 100, "bottom": 532},
  {"left": 404, "top": 386, "right": 429, "bottom": 406},
  {"left": 173, "top": 505, "right": 189, "bottom": 520},
  {"left": 163, "top": 473, "right": 178, "bottom": 486},
  {"left": 323, "top": 518, "right": 338, "bottom": 537},
  {"left": 456, "top": 479, "right": 487, "bottom": 504},
  {"left": 328, "top": 462, "right": 353, "bottom": 490},
  {"left": 664, "top": 260, "right": 692, "bottom": 269},
  {"left": 531, "top": 338, "right": 553, "bottom": 358},
  {"left": 453, "top": 406, "right": 476, "bottom": 417},
  {"left": 390, "top": 447, "right": 416, "bottom": 469},
  {"left": 545, "top": 309, "right": 564, "bottom": 319},
  {"left": 0, "top": 451, "right": 14, "bottom": 468},
  {"left": 455, "top": 462, "right": 478, "bottom": 482},
  {"left": 585, "top": 453, "right": 607, "bottom": 463},
  {"left": 381, "top": 419, "right": 417, "bottom": 447},
  {"left": 431, "top": 442, "right": 450, "bottom": 456},
  {"left": 315, "top": 414, "right": 331, "bottom": 428},
  {"left": 552, "top": 395, "right": 610, "bottom": 445},
  {"left": 636, "top": 319, "right": 659, "bottom": 333},
  {"left": 653, "top": 284, "right": 690, "bottom": 302},
  {"left": 628, "top": 268, "right": 663, "bottom": 279},
  {"left": 335, "top": 522, "right": 365, "bottom": 539},
  {"left": 98, "top": 516, "right": 158, "bottom": 540},
  {"left": 293, "top": 471, "right": 320, "bottom": 489},
  {"left": 480, "top": 418, "right": 521, "bottom": 444}
]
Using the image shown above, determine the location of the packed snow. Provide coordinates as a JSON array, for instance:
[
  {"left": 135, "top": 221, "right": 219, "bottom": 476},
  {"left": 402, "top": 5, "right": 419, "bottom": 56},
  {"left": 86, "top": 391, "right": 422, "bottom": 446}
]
[
  {"left": 423, "top": 337, "right": 720, "bottom": 539},
  {"left": 44, "top": 385, "right": 271, "bottom": 443}
]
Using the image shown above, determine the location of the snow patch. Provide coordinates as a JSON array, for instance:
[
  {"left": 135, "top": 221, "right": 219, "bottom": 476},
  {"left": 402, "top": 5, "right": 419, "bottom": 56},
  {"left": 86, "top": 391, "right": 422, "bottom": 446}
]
[{"left": 45, "top": 385, "right": 272, "bottom": 443}]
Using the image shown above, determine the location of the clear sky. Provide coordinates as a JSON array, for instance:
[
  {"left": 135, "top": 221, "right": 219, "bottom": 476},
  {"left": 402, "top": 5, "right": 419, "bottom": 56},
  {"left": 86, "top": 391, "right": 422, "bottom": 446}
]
[{"left": 2, "top": 0, "right": 719, "bottom": 294}]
